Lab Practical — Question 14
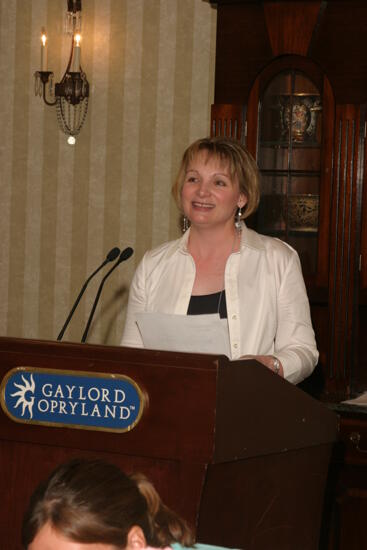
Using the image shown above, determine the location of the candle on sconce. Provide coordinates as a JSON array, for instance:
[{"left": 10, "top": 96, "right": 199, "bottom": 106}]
[
  {"left": 40, "top": 31, "right": 48, "bottom": 71},
  {"left": 73, "top": 34, "right": 81, "bottom": 72}
]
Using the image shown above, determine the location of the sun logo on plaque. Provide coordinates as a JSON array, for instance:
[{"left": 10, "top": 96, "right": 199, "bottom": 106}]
[{"left": 10, "top": 374, "right": 35, "bottom": 419}]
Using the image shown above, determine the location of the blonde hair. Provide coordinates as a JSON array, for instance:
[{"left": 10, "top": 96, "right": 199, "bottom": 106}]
[{"left": 172, "top": 136, "right": 260, "bottom": 219}]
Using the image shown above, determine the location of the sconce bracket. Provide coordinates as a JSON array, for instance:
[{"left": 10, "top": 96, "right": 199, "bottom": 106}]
[
  {"left": 37, "top": 71, "right": 54, "bottom": 84},
  {"left": 55, "top": 71, "right": 89, "bottom": 106}
]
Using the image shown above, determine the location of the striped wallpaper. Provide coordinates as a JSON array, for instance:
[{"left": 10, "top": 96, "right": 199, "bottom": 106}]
[{"left": 0, "top": 0, "right": 216, "bottom": 346}]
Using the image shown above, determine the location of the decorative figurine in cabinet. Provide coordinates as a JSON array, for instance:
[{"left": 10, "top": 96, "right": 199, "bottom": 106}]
[{"left": 255, "top": 69, "right": 322, "bottom": 278}]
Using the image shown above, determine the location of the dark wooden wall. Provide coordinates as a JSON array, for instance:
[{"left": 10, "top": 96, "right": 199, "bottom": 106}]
[{"left": 211, "top": 0, "right": 367, "bottom": 106}]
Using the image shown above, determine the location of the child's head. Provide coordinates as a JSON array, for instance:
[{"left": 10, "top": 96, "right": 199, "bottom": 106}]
[{"left": 22, "top": 458, "right": 194, "bottom": 550}]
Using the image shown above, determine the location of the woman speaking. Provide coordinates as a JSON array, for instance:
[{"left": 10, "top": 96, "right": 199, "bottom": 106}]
[{"left": 122, "top": 137, "right": 318, "bottom": 385}]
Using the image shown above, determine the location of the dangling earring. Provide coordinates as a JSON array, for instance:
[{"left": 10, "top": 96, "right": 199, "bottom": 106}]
[
  {"left": 182, "top": 216, "right": 189, "bottom": 233},
  {"left": 235, "top": 206, "right": 243, "bottom": 233}
]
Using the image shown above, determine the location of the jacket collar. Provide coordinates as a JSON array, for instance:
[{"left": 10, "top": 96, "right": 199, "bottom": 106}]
[
  {"left": 240, "top": 223, "right": 266, "bottom": 251},
  {"left": 169, "top": 222, "right": 265, "bottom": 258}
]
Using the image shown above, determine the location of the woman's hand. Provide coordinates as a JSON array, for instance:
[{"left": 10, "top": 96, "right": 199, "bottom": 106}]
[{"left": 242, "top": 355, "right": 284, "bottom": 377}]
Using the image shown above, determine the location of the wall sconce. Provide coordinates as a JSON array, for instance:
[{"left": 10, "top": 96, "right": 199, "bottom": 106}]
[{"left": 34, "top": 0, "right": 89, "bottom": 145}]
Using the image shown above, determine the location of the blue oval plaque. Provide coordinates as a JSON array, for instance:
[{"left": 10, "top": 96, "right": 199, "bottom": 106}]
[{"left": 0, "top": 367, "right": 145, "bottom": 433}]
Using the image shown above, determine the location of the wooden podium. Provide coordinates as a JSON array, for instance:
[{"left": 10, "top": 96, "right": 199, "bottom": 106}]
[{"left": 0, "top": 337, "right": 338, "bottom": 550}]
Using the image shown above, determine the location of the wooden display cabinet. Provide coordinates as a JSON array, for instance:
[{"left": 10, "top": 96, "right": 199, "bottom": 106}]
[{"left": 249, "top": 67, "right": 324, "bottom": 283}]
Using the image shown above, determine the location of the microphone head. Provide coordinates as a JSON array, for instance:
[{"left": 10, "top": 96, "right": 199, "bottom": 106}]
[
  {"left": 106, "top": 247, "right": 121, "bottom": 262},
  {"left": 119, "top": 247, "right": 134, "bottom": 262}
]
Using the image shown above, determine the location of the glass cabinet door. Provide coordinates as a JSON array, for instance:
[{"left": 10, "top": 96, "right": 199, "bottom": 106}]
[{"left": 256, "top": 70, "right": 322, "bottom": 276}]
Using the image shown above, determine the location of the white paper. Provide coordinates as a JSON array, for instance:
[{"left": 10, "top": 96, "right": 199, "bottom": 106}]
[
  {"left": 136, "top": 312, "right": 231, "bottom": 357},
  {"left": 342, "top": 391, "right": 367, "bottom": 407}
]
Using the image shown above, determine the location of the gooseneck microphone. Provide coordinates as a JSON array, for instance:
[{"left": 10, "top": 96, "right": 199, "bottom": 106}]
[
  {"left": 57, "top": 247, "right": 121, "bottom": 341},
  {"left": 81, "top": 247, "right": 134, "bottom": 343}
]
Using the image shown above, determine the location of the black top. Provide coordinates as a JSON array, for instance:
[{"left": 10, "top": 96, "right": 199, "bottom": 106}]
[{"left": 187, "top": 290, "right": 228, "bottom": 319}]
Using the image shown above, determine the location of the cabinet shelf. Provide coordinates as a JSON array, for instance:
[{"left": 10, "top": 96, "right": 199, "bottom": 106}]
[
  {"left": 260, "top": 169, "right": 320, "bottom": 177},
  {"left": 260, "top": 140, "right": 320, "bottom": 149},
  {"left": 260, "top": 228, "right": 319, "bottom": 237}
]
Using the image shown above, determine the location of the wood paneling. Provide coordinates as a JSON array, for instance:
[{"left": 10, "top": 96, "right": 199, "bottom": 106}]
[
  {"left": 263, "top": 1, "right": 322, "bottom": 57},
  {"left": 213, "top": 1, "right": 367, "bottom": 105},
  {"left": 210, "top": 104, "right": 244, "bottom": 140},
  {"left": 214, "top": 3, "right": 272, "bottom": 104},
  {"left": 360, "top": 122, "right": 367, "bottom": 294},
  {"left": 327, "top": 105, "right": 362, "bottom": 398}
]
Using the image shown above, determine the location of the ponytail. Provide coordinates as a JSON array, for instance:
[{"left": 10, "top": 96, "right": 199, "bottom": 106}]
[{"left": 131, "top": 473, "right": 195, "bottom": 547}]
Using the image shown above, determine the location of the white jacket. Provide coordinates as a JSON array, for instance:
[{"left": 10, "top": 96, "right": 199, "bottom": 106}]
[{"left": 121, "top": 224, "right": 318, "bottom": 384}]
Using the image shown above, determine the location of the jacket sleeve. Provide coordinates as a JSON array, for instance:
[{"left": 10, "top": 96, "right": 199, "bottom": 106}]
[
  {"left": 274, "top": 248, "right": 319, "bottom": 384},
  {"left": 121, "top": 255, "right": 147, "bottom": 348}
]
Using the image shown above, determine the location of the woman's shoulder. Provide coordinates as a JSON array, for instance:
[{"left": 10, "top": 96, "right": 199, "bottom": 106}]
[
  {"left": 243, "top": 225, "right": 298, "bottom": 260},
  {"left": 143, "top": 235, "right": 184, "bottom": 262},
  {"left": 137, "top": 235, "right": 186, "bottom": 276},
  {"left": 147, "top": 237, "right": 181, "bottom": 256}
]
